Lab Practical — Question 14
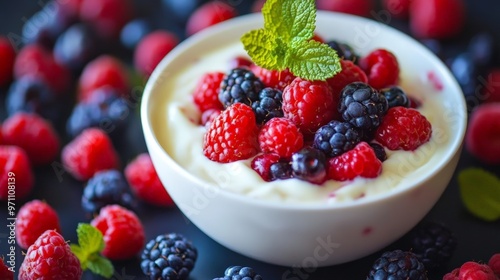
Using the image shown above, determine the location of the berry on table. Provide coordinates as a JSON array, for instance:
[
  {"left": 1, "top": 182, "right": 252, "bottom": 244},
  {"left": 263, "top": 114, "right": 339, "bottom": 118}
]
[
  {"left": 79, "top": 0, "right": 133, "bottom": 39},
  {"left": 0, "top": 36, "right": 16, "bottom": 87},
  {"left": 251, "top": 65, "right": 295, "bottom": 90},
  {"left": 410, "top": 221, "right": 457, "bottom": 270},
  {"left": 465, "top": 103, "right": 500, "bottom": 164},
  {"left": 488, "top": 253, "right": 500, "bottom": 277},
  {"left": 258, "top": 117, "right": 304, "bottom": 158},
  {"left": 327, "top": 59, "right": 368, "bottom": 96},
  {"left": 409, "top": 0, "right": 465, "bottom": 39},
  {"left": 120, "top": 18, "right": 153, "bottom": 50},
  {"left": 291, "top": 147, "right": 328, "bottom": 185},
  {"left": 186, "top": 1, "right": 237, "bottom": 36},
  {"left": 448, "top": 52, "right": 478, "bottom": 98},
  {"left": 251, "top": 153, "right": 281, "bottom": 182},
  {"left": 317, "top": 0, "right": 374, "bottom": 17},
  {"left": 482, "top": 69, "right": 500, "bottom": 104},
  {"left": 382, "top": 0, "right": 411, "bottom": 18},
  {"left": 193, "top": 71, "right": 225, "bottom": 113},
  {"left": 219, "top": 68, "right": 264, "bottom": 108},
  {"left": 134, "top": 30, "right": 179, "bottom": 77},
  {"left": 360, "top": 49, "right": 400, "bottom": 90},
  {"left": 313, "top": 120, "right": 361, "bottom": 157},
  {"left": 251, "top": 87, "right": 284, "bottom": 125},
  {"left": 15, "top": 200, "right": 61, "bottom": 250},
  {"left": 444, "top": 261, "right": 497, "bottom": 280},
  {"left": 367, "top": 250, "right": 427, "bottom": 280},
  {"left": 0, "top": 146, "right": 34, "bottom": 201},
  {"left": 328, "top": 141, "right": 382, "bottom": 181},
  {"left": 213, "top": 266, "right": 263, "bottom": 280},
  {"left": 0, "top": 257, "right": 13, "bottom": 280},
  {"left": 141, "top": 233, "right": 198, "bottom": 280},
  {"left": 326, "top": 40, "right": 359, "bottom": 63},
  {"left": 380, "top": 86, "right": 410, "bottom": 108}
]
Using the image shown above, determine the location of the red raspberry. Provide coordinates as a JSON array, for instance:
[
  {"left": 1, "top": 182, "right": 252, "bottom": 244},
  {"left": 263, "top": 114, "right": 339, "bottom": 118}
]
[
  {"left": 458, "top": 261, "right": 497, "bottom": 280},
  {"left": 2, "top": 113, "right": 60, "bottom": 166},
  {"left": 18, "top": 230, "right": 82, "bottom": 280},
  {"left": 382, "top": 0, "right": 411, "bottom": 18},
  {"left": 125, "top": 153, "right": 174, "bottom": 207},
  {"left": 229, "top": 56, "right": 253, "bottom": 69},
  {"left": 78, "top": 55, "right": 130, "bottom": 102},
  {"left": 0, "top": 36, "right": 16, "bottom": 87},
  {"left": 80, "top": 0, "right": 133, "bottom": 39},
  {"left": 251, "top": 65, "right": 295, "bottom": 91},
  {"left": 375, "top": 107, "right": 432, "bottom": 151},
  {"left": 0, "top": 146, "right": 34, "bottom": 201},
  {"left": 360, "top": 49, "right": 400, "bottom": 90},
  {"left": 328, "top": 142, "right": 382, "bottom": 181},
  {"left": 258, "top": 118, "right": 304, "bottom": 158},
  {"left": 91, "top": 204, "right": 145, "bottom": 260},
  {"left": 482, "top": 69, "right": 500, "bottom": 104},
  {"left": 16, "top": 200, "right": 61, "bottom": 250},
  {"left": 134, "top": 30, "right": 179, "bottom": 77},
  {"left": 203, "top": 103, "right": 260, "bottom": 163},
  {"left": 0, "top": 124, "right": 3, "bottom": 145},
  {"left": 251, "top": 153, "right": 281, "bottom": 182},
  {"left": 62, "top": 128, "right": 120, "bottom": 181},
  {"left": 317, "top": 0, "right": 374, "bottom": 17},
  {"left": 327, "top": 59, "right": 368, "bottom": 95},
  {"left": 0, "top": 257, "right": 13, "bottom": 280},
  {"left": 489, "top": 253, "right": 500, "bottom": 277},
  {"left": 201, "top": 108, "right": 222, "bottom": 127},
  {"left": 192, "top": 71, "right": 225, "bottom": 112},
  {"left": 311, "top": 33, "right": 325, "bottom": 43},
  {"left": 466, "top": 103, "right": 500, "bottom": 164},
  {"left": 282, "top": 77, "right": 337, "bottom": 136},
  {"left": 251, "top": 0, "right": 265, "bottom": 12},
  {"left": 443, "top": 268, "right": 459, "bottom": 280},
  {"left": 186, "top": 1, "right": 237, "bottom": 36},
  {"left": 409, "top": 0, "right": 465, "bottom": 39}
]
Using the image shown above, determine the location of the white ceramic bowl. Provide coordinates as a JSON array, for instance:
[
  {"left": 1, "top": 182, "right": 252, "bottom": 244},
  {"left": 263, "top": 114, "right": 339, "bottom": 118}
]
[{"left": 141, "top": 12, "right": 467, "bottom": 267}]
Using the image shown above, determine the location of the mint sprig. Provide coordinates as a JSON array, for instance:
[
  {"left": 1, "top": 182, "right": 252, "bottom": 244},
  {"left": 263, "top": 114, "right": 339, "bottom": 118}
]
[
  {"left": 71, "top": 223, "right": 114, "bottom": 278},
  {"left": 458, "top": 168, "right": 500, "bottom": 222},
  {"left": 241, "top": 0, "right": 341, "bottom": 81}
]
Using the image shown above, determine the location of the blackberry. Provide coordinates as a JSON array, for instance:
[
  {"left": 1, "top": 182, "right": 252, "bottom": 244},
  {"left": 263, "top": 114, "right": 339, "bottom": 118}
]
[
  {"left": 367, "top": 250, "right": 428, "bottom": 280},
  {"left": 81, "top": 170, "right": 135, "bottom": 216},
  {"left": 213, "top": 266, "right": 263, "bottom": 280},
  {"left": 369, "top": 143, "right": 387, "bottom": 162},
  {"left": 313, "top": 120, "right": 361, "bottom": 157},
  {"left": 251, "top": 87, "right": 283, "bottom": 124},
  {"left": 270, "top": 162, "right": 293, "bottom": 181},
  {"left": 410, "top": 221, "right": 457, "bottom": 270},
  {"left": 54, "top": 23, "right": 101, "bottom": 72},
  {"left": 219, "top": 68, "right": 264, "bottom": 107},
  {"left": 120, "top": 19, "right": 153, "bottom": 50},
  {"left": 380, "top": 86, "right": 409, "bottom": 109},
  {"left": 291, "top": 147, "right": 327, "bottom": 185},
  {"left": 327, "top": 40, "right": 359, "bottom": 63},
  {"left": 339, "top": 82, "right": 388, "bottom": 133},
  {"left": 141, "top": 233, "right": 198, "bottom": 280}
]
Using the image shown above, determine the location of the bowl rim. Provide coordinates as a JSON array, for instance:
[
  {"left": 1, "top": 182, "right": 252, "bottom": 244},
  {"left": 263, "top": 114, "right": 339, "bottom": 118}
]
[{"left": 141, "top": 11, "right": 468, "bottom": 211}]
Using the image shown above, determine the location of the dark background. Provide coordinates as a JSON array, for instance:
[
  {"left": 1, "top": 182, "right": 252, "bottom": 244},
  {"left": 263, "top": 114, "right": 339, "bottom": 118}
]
[{"left": 1, "top": 0, "right": 500, "bottom": 279}]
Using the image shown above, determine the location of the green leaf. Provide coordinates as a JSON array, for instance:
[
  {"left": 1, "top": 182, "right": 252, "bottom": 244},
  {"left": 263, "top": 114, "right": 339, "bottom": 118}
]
[
  {"left": 87, "top": 255, "right": 114, "bottom": 279},
  {"left": 241, "top": 29, "right": 286, "bottom": 70},
  {"left": 458, "top": 168, "right": 500, "bottom": 222},
  {"left": 77, "top": 223, "right": 105, "bottom": 254},
  {"left": 286, "top": 40, "right": 342, "bottom": 81},
  {"left": 70, "top": 244, "right": 88, "bottom": 270}
]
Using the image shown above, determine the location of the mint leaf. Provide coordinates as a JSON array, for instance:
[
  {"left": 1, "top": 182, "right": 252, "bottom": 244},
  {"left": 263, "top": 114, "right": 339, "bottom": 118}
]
[
  {"left": 70, "top": 244, "right": 88, "bottom": 269},
  {"left": 241, "top": 29, "right": 285, "bottom": 70},
  {"left": 77, "top": 223, "right": 105, "bottom": 254},
  {"left": 87, "top": 255, "right": 114, "bottom": 279},
  {"left": 458, "top": 168, "right": 500, "bottom": 222},
  {"left": 287, "top": 40, "right": 342, "bottom": 81}
]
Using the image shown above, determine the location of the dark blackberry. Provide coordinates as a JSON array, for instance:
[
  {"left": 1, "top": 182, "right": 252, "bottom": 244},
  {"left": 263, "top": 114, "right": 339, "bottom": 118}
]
[
  {"left": 219, "top": 68, "right": 264, "bottom": 107},
  {"left": 468, "top": 32, "right": 494, "bottom": 68},
  {"left": 367, "top": 250, "right": 428, "bottom": 280},
  {"left": 120, "top": 19, "right": 153, "bottom": 50},
  {"left": 410, "top": 221, "right": 457, "bottom": 270},
  {"left": 251, "top": 87, "right": 283, "bottom": 124},
  {"left": 213, "top": 266, "right": 263, "bottom": 280},
  {"left": 369, "top": 143, "right": 387, "bottom": 162},
  {"left": 380, "top": 86, "right": 409, "bottom": 108},
  {"left": 327, "top": 40, "right": 359, "bottom": 63},
  {"left": 270, "top": 161, "right": 293, "bottom": 181},
  {"left": 81, "top": 170, "right": 135, "bottom": 216},
  {"left": 448, "top": 53, "right": 478, "bottom": 97},
  {"left": 141, "top": 233, "right": 198, "bottom": 280},
  {"left": 339, "top": 82, "right": 388, "bottom": 133},
  {"left": 290, "top": 147, "right": 327, "bottom": 185},
  {"left": 313, "top": 120, "right": 361, "bottom": 157}
]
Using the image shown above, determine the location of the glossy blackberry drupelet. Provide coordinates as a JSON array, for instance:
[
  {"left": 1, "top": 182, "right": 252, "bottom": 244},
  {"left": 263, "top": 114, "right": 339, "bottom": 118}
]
[
  {"left": 369, "top": 143, "right": 387, "bottom": 162},
  {"left": 251, "top": 87, "right": 284, "bottom": 124},
  {"left": 270, "top": 161, "right": 293, "bottom": 181},
  {"left": 327, "top": 40, "right": 359, "bottom": 62},
  {"left": 219, "top": 68, "right": 264, "bottom": 107},
  {"left": 81, "top": 170, "right": 135, "bottom": 216},
  {"left": 141, "top": 233, "right": 198, "bottom": 280},
  {"left": 339, "top": 82, "right": 388, "bottom": 134},
  {"left": 313, "top": 120, "right": 361, "bottom": 157},
  {"left": 213, "top": 266, "right": 263, "bottom": 280},
  {"left": 291, "top": 147, "right": 327, "bottom": 184},
  {"left": 380, "top": 86, "right": 410, "bottom": 108},
  {"left": 411, "top": 221, "right": 457, "bottom": 270},
  {"left": 367, "top": 250, "right": 428, "bottom": 280}
]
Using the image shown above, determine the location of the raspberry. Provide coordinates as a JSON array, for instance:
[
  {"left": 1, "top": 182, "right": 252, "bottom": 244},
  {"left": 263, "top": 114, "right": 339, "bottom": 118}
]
[
  {"left": 466, "top": 103, "right": 500, "bottom": 164},
  {"left": 229, "top": 56, "right": 253, "bottom": 69},
  {"left": 78, "top": 55, "right": 131, "bottom": 102},
  {"left": 214, "top": 266, "right": 263, "bottom": 280},
  {"left": 311, "top": 33, "right": 325, "bottom": 43},
  {"left": 186, "top": 1, "right": 237, "bottom": 36},
  {"left": 326, "top": 40, "right": 359, "bottom": 63},
  {"left": 375, "top": 107, "right": 432, "bottom": 151},
  {"left": 219, "top": 68, "right": 264, "bottom": 108},
  {"left": 2, "top": 112, "right": 60, "bottom": 166},
  {"left": 327, "top": 60, "right": 368, "bottom": 95},
  {"left": 201, "top": 108, "right": 222, "bottom": 127},
  {"left": 125, "top": 153, "right": 175, "bottom": 207},
  {"left": 488, "top": 253, "right": 500, "bottom": 277},
  {"left": 458, "top": 262, "right": 497, "bottom": 280},
  {"left": 251, "top": 87, "right": 284, "bottom": 125},
  {"left": 313, "top": 120, "right": 361, "bottom": 157},
  {"left": 134, "top": 30, "right": 179, "bottom": 77},
  {"left": 62, "top": 128, "right": 120, "bottom": 181},
  {"left": 482, "top": 69, "right": 500, "bottom": 103},
  {"left": 0, "top": 257, "right": 13, "bottom": 280},
  {"left": 360, "top": 49, "right": 400, "bottom": 90},
  {"left": 16, "top": 200, "right": 61, "bottom": 250},
  {"left": 282, "top": 77, "right": 337, "bottom": 136},
  {"left": 328, "top": 142, "right": 382, "bottom": 181},
  {"left": 367, "top": 250, "right": 427, "bottom": 280},
  {"left": 18, "top": 230, "right": 82, "bottom": 280},
  {"left": 259, "top": 117, "right": 304, "bottom": 158},
  {"left": 409, "top": 0, "right": 465, "bottom": 39},
  {"left": 410, "top": 221, "right": 457, "bottom": 270},
  {"left": 203, "top": 103, "right": 260, "bottom": 163},
  {"left": 80, "top": 0, "right": 133, "bottom": 39},
  {"left": 251, "top": 153, "right": 281, "bottom": 182},
  {"left": 443, "top": 268, "right": 460, "bottom": 280},
  {"left": 193, "top": 71, "right": 225, "bottom": 113},
  {"left": 252, "top": 0, "right": 266, "bottom": 13},
  {"left": 251, "top": 65, "right": 295, "bottom": 91},
  {"left": 0, "top": 146, "right": 34, "bottom": 201},
  {"left": 380, "top": 86, "right": 410, "bottom": 108},
  {"left": 291, "top": 147, "right": 328, "bottom": 184},
  {"left": 382, "top": 0, "right": 411, "bottom": 18},
  {"left": 317, "top": 0, "right": 374, "bottom": 17},
  {"left": 0, "top": 36, "right": 15, "bottom": 87},
  {"left": 91, "top": 204, "right": 145, "bottom": 260}
]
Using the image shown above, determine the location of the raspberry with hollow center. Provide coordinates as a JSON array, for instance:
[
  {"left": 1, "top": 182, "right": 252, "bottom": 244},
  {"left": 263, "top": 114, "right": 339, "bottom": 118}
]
[
  {"left": 328, "top": 141, "right": 382, "bottom": 181},
  {"left": 0, "top": 146, "right": 34, "bottom": 201},
  {"left": 360, "top": 49, "right": 400, "bottom": 90},
  {"left": 16, "top": 200, "right": 61, "bottom": 250},
  {"left": 192, "top": 71, "right": 225, "bottom": 113},
  {"left": 259, "top": 117, "right": 304, "bottom": 158}
]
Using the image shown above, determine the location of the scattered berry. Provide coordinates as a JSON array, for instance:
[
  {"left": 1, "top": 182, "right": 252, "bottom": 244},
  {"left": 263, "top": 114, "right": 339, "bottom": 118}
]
[
  {"left": 186, "top": 1, "right": 237, "bottom": 35},
  {"left": 91, "top": 204, "right": 145, "bottom": 260},
  {"left": 313, "top": 120, "right": 361, "bottom": 157},
  {"left": 488, "top": 254, "right": 500, "bottom": 277},
  {"left": 18, "top": 230, "right": 83, "bottom": 280},
  {"left": 469, "top": 33, "right": 495, "bottom": 69},
  {"left": 375, "top": 107, "right": 432, "bottom": 151},
  {"left": 447, "top": 261, "right": 497, "bottom": 280},
  {"left": 0, "top": 257, "right": 13, "bottom": 280},
  {"left": 251, "top": 65, "right": 295, "bottom": 90},
  {"left": 449, "top": 53, "right": 478, "bottom": 98},
  {"left": 360, "top": 49, "right": 400, "bottom": 90},
  {"left": 251, "top": 87, "right": 284, "bottom": 125},
  {"left": 62, "top": 128, "right": 120, "bottom": 181},
  {"left": 328, "top": 141, "right": 382, "bottom": 181},
  {"left": 465, "top": 103, "right": 500, "bottom": 164},
  {"left": 0, "top": 36, "right": 16, "bottom": 87},
  {"left": 193, "top": 71, "right": 225, "bottom": 112},
  {"left": 317, "top": 0, "right": 374, "bottom": 17},
  {"left": 79, "top": 0, "right": 133, "bottom": 39},
  {"left": 327, "top": 59, "right": 368, "bottom": 95},
  {"left": 409, "top": 0, "right": 465, "bottom": 39},
  {"left": 134, "top": 30, "right": 179, "bottom": 77},
  {"left": 381, "top": 86, "right": 410, "bottom": 108},
  {"left": 326, "top": 40, "right": 359, "bottom": 63},
  {"left": 369, "top": 142, "right": 387, "bottom": 162},
  {"left": 251, "top": 153, "right": 281, "bottom": 182},
  {"left": 382, "top": 0, "right": 411, "bottom": 18},
  {"left": 482, "top": 69, "right": 500, "bottom": 103},
  {"left": 141, "top": 233, "right": 198, "bottom": 280},
  {"left": 443, "top": 268, "right": 460, "bottom": 280},
  {"left": 0, "top": 146, "right": 34, "bottom": 201},
  {"left": 259, "top": 117, "right": 304, "bottom": 158},
  {"left": 270, "top": 161, "right": 293, "bottom": 180},
  {"left": 219, "top": 68, "right": 264, "bottom": 107},
  {"left": 203, "top": 103, "right": 260, "bottom": 163},
  {"left": 213, "top": 266, "right": 263, "bottom": 280},
  {"left": 125, "top": 153, "right": 175, "bottom": 207},
  {"left": 291, "top": 147, "right": 328, "bottom": 185},
  {"left": 120, "top": 18, "right": 153, "bottom": 50},
  {"left": 367, "top": 250, "right": 427, "bottom": 280},
  {"left": 410, "top": 221, "right": 457, "bottom": 270},
  {"left": 16, "top": 200, "right": 61, "bottom": 250}
]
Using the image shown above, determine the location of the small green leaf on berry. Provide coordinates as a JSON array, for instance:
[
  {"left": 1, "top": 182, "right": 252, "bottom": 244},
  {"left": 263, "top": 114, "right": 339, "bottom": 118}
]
[
  {"left": 458, "top": 168, "right": 500, "bottom": 222},
  {"left": 87, "top": 255, "right": 114, "bottom": 279},
  {"left": 287, "top": 40, "right": 342, "bottom": 81}
]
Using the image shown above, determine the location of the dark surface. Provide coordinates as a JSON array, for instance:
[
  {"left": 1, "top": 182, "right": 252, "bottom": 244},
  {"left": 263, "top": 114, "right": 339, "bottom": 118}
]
[{"left": 1, "top": 0, "right": 500, "bottom": 279}]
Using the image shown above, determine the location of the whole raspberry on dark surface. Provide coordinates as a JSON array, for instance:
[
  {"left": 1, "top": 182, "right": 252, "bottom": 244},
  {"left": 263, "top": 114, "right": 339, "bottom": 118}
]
[
  {"left": 317, "top": 0, "right": 374, "bottom": 17},
  {"left": 410, "top": 221, "right": 457, "bottom": 270},
  {"left": 18, "top": 230, "right": 83, "bottom": 280},
  {"left": 79, "top": 0, "right": 133, "bottom": 39},
  {"left": 259, "top": 117, "right": 304, "bottom": 158},
  {"left": 360, "top": 49, "right": 400, "bottom": 90},
  {"left": 193, "top": 71, "right": 225, "bottom": 113},
  {"left": 134, "top": 30, "right": 179, "bottom": 77},
  {"left": 251, "top": 153, "right": 281, "bottom": 182},
  {"left": 219, "top": 68, "right": 264, "bottom": 108},
  {"left": 327, "top": 40, "right": 359, "bottom": 63},
  {"left": 327, "top": 59, "right": 368, "bottom": 95},
  {"left": 0, "top": 146, "right": 34, "bottom": 201},
  {"left": 251, "top": 65, "right": 295, "bottom": 90},
  {"left": 186, "top": 1, "right": 237, "bottom": 35},
  {"left": 0, "top": 36, "right": 16, "bottom": 87},
  {"left": 410, "top": 0, "right": 465, "bottom": 39},
  {"left": 213, "top": 266, "right": 263, "bottom": 280},
  {"left": 251, "top": 87, "right": 284, "bottom": 125},
  {"left": 16, "top": 200, "right": 61, "bottom": 250},
  {"left": 291, "top": 147, "right": 328, "bottom": 185},
  {"left": 381, "top": 86, "right": 410, "bottom": 108},
  {"left": 141, "top": 233, "right": 198, "bottom": 280},
  {"left": 382, "top": 0, "right": 411, "bottom": 18},
  {"left": 367, "top": 250, "right": 428, "bottom": 280},
  {"left": 444, "top": 261, "right": 497, "bottom": 280},
  {"left": 488, "top": 253, "right": 500, "bottom": 277},
  {"left": 313, "top": 120, "right": 361, "bottom": 157},
  {"left": 0, "top": 257, "right": 13, "bottom": 280},
  {"left": 465, "top": 103, "right": 500, "bottom": 164},
  {"left": 328, "top": 142, "right": 382, "bottom": 181}
]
